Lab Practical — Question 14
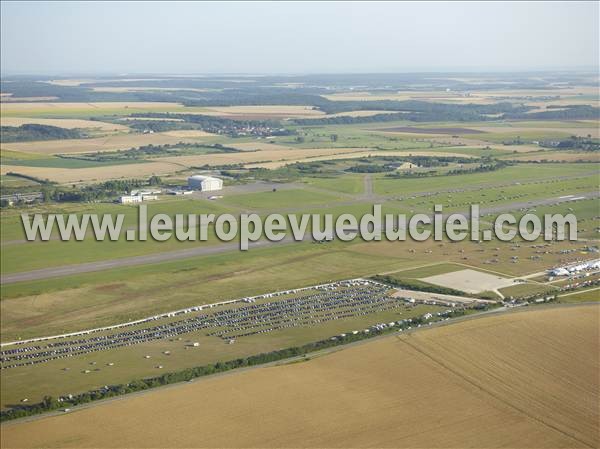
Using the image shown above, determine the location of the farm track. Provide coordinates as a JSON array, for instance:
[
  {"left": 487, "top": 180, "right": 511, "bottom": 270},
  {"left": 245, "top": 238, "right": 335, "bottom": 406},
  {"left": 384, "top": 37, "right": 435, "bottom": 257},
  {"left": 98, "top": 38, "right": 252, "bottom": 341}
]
[{"left": 2, "top": 190, "right": 598, "bottom": 284}]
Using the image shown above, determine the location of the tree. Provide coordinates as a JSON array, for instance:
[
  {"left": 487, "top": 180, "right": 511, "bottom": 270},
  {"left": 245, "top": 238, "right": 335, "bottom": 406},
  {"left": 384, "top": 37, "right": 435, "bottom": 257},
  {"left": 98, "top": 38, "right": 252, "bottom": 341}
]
[
  {"left": 148, "top": 175, "right": 162, "bottom": 186},
  {"left": 42, "top": 396, "right": 58, "bottom": 410},
  {"left": 41, "top": 187, "right": 54, "bottom": 203}
]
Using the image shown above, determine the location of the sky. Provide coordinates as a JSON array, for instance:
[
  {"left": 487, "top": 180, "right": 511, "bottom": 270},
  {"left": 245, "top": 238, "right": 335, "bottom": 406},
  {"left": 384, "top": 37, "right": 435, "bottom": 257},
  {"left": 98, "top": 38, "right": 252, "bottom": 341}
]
[{"left": 1, "top": 1, "right": 598, "bottom": 75}]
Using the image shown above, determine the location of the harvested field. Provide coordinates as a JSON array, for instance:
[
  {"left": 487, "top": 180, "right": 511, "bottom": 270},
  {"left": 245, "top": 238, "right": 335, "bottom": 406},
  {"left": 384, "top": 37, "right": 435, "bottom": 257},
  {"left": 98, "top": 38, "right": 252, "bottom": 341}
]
[
  {"left": 45, "top": 79, "right": 100, "bottom": 86},
  {"left": 422, "top": 269, "right": 516, "bottom": 294},
  {"left": 0, "top": 96, "right": 60, "bottom": 102},
  {"left": 506, "top": 151, "right": 600, "bottom": 162},
  {"left": 376, "top": 126, "right": 485, "bottom": 135},
  {"left": 0, "top": 102, "right": 186, "bottom": 118},
  {"left": 0, "top": 161, "right": 183, "bottom": 183},
  {"left": 225, "top": 142, "right": 295, "bottom": 152},
  {"left": 469, "top": 86, "right": 600, "bottom": 99},
  {"left": 161, "top": 130, "right": 216, "bottom": 138},
  {"left": 419, "top": 136, "right": 545, "bottom": 153},
  {"left": 2, "top": 305, "right": 597, "bottom": 448},
  {"left": 156, "top": 147, "right": 376, "bottom": 168},
  {"left": 469, "top": 125, "right": 600, "bottom": 138},
  {"left": 323, "top": 87, "right": 600, "bottom": 107},
  {"left": 0, "top": 132, "right": 211, "bottom": 155},
  {"left": 91, "top": 87, "right": 214, "bottom": 93},
  {"left": 323, "top": 91, "right": 501, "bottom": 104},
  {"left": 323, "top": 110, "right": 399, "bottom": 118},
  {"left": 118, "top": 117, "right": 184, "bottom": 122},
  {"left": 0, "top": 117, "right": 128, "bottom": 132},
  {"left": 45, "top": 78, "right": 170, "bottom": 87},
  {"left": 193, "top": 105, "right": 325, "bottom": 119},
  {"left": 525, "top": 98, "right": 600, "bottom": 108}
]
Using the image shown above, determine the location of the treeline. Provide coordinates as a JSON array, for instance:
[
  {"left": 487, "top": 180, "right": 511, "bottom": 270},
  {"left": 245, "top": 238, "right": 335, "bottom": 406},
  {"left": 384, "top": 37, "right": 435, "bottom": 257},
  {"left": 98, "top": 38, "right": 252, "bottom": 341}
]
[
  {"left": 219, "top": 155, "right": 487, "bottom": 182},
  {"left": 127, "top": 113, "right": 294, "bottom": 137},
  {"left": 295, "top": 99, "right": 529, "bottom": 120},
  {"left": 4, "top": 171, "right": 51, "bottom": 185},
  {"left": 40, "top": 177, "right": 161, "bottom": 203},
  {"left": 446, "top": 160, "right": 510, "bottom": 175},
  {"left": 182, "top": 92, "right": 530, "bottom": 117},
  {"left": 0, "top": 309, "right": 470, "bottom": 422},
  {"left": 386, "top": 160, "right": 510, "bottom": 179},
  {"left": 347, "top": 164, "right": 394, "bottom": 173},
  {"left": 64, "top": 143, "right": 241, "bottom": 162},
  {"left": 1, "top": 124, "right": 87, "bottom": 142},
  {"left": 129, "top": 112, "right": 280, "bottom": 128},
  {"left": 540, "top": 135, "right": 599, "bottom": 151},
  {"left": 505, "top": 105, "right": 599, "bottom": 120},
  {"left": 378, "top": 155, "right": 477, "bottom": 166},
  {"left": 0, "top": 80, "right": 178, "bottom": 103}
]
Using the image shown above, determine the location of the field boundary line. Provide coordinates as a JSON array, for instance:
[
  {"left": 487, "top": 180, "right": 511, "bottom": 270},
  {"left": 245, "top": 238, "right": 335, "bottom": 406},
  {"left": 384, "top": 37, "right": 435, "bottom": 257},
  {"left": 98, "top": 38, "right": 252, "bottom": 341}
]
[{"left": 397, "top": 333, "right": 596, "bottom": 448}]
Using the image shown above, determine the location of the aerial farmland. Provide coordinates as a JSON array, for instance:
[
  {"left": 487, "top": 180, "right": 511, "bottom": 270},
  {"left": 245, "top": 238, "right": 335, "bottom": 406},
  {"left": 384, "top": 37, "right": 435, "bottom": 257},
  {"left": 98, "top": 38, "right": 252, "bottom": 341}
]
[{"left": 0, "top": 2, "right": 599, "bottom": 447}]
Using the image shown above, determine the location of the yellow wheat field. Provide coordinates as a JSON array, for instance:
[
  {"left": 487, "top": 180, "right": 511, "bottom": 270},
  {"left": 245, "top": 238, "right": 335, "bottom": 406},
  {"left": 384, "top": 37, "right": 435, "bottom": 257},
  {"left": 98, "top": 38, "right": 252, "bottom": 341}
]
[
  {"left": 160, "top": 130, "right": 216, "bottom": 138},
  {"left": 2, "top": 305, "right": 597, "bottom": 448},
  {"left": 0, "top": 102, "right": 186, "bottom": 118},
  {"left": 0, "top": 117, "right": 129, "bottom": 132},
  {"left": 0, "top": 161, "right": 184, "bottom": 184},
  {"left": 0, "top": 132, "right": 211, "bottom": 155},
  {"left": 187, "top": 105, "right": 325, "bottom": 119}
]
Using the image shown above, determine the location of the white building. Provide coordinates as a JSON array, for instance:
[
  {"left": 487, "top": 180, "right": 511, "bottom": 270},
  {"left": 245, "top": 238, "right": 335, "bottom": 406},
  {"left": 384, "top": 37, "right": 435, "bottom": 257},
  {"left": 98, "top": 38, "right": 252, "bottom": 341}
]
[
  {"left": 119, "top": 194, "right": 158, "bottom": 203},
  {"left": 119, "top": 195, "right": 142, "bottom": 204},
  {"left": 188, "top": 175, "right": 223, "bottom": 192}
]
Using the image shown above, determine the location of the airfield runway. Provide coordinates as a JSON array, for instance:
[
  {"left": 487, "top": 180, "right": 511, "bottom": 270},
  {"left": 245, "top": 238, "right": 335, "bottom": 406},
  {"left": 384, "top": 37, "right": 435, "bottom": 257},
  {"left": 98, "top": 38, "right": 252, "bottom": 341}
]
[{"left": 1, "top": 190, "right": 597, "bottom": 284}]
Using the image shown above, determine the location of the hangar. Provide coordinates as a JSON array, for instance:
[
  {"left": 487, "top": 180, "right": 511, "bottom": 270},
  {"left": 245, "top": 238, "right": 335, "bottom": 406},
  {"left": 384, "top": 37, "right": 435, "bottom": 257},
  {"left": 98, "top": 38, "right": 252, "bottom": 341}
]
[{"left": 188, "top": 175, "right": 223, "bottom": 192}]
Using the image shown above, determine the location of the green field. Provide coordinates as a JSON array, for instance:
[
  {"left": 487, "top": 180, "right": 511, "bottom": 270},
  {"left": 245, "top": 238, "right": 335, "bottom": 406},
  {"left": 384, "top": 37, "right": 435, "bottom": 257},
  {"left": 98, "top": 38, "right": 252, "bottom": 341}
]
[
  {"left": 220, "top": 188, "right": 343, "bottom": 209},
  {"left": 557, "top": 287, "right": 600, "bottom": 303},
  {"left": 0, "top": 299, "right": 443, "bottom": 408},
  {"left": 373, "top": 163, "right": 598, "bottom": 195},
  {"left": 2, "top": 162, "right": 595, "bottom": 273},
  {"left": 303, "top": 175, "right": 364, "bottom": 194},
  {"left": 499, "top": 282, "right": 558, "bottom": 298}
]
